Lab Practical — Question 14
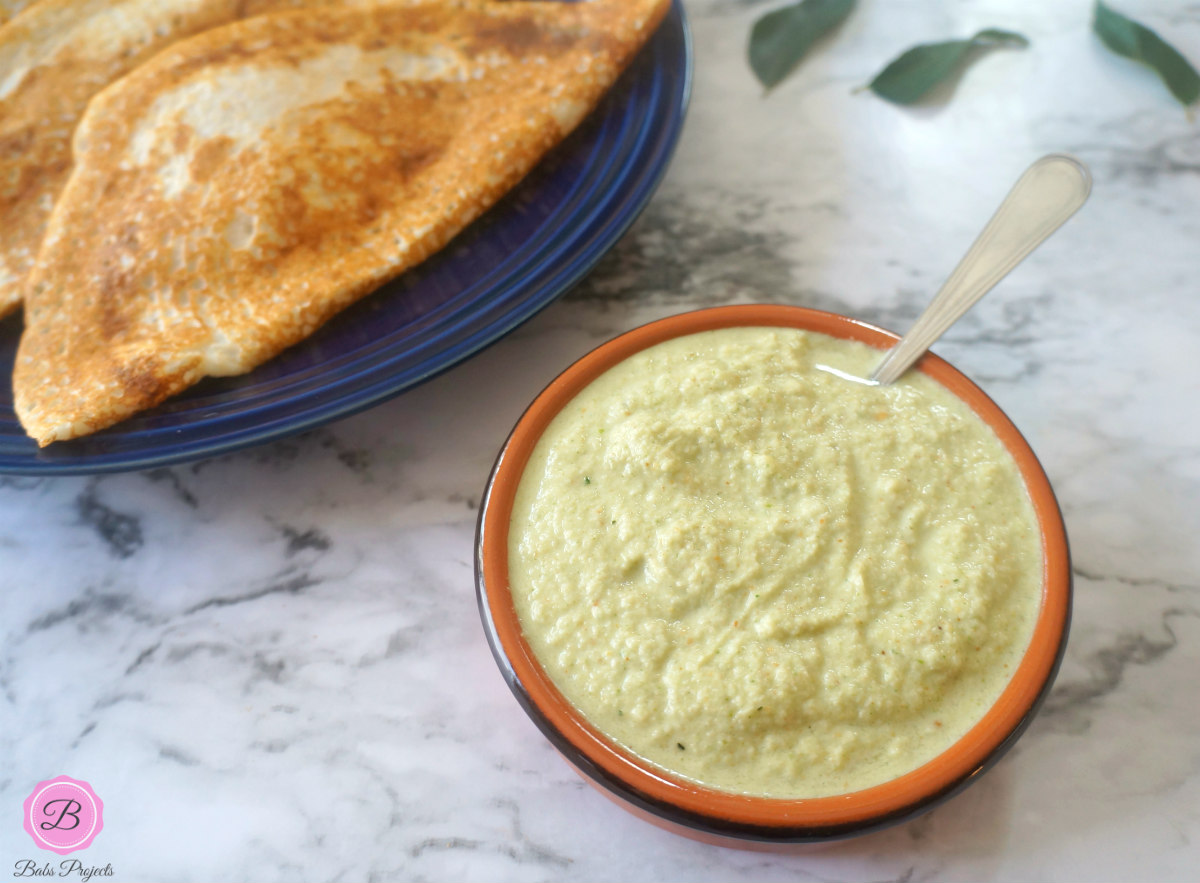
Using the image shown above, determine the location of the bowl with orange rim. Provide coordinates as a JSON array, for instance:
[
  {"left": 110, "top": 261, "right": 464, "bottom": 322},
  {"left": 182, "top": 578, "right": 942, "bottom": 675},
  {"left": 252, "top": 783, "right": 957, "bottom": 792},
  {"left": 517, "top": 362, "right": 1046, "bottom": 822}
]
[{"left": 474, "top": 303, "right": 1071, "bottom": 846}]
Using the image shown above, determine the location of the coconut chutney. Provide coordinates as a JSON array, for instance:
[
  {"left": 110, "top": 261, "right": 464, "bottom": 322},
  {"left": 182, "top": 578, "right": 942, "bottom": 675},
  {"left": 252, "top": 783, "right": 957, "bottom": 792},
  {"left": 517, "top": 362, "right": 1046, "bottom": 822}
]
[{"left": 507, "top": 326, "right": 1042, "bottom": 798}]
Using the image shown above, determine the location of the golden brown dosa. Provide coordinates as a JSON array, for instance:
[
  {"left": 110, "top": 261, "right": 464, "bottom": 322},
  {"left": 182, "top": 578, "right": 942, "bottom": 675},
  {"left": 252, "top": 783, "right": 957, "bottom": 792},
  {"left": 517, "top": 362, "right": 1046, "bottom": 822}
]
[
  {"left": 15, "top": 0, "right": 670, "bottom": 445},
  {"left": 0, "top": 0, "right": 38, "bottom": 26},
  {"left": 0, "top": 0, "right": 385, "bottom": 321}
]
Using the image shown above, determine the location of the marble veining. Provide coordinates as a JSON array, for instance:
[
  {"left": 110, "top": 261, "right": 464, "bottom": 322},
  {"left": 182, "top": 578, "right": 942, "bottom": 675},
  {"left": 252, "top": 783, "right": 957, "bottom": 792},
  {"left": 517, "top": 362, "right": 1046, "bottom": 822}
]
[{"left": 3, "top": 0, "right": 1200, "bottom": 880}]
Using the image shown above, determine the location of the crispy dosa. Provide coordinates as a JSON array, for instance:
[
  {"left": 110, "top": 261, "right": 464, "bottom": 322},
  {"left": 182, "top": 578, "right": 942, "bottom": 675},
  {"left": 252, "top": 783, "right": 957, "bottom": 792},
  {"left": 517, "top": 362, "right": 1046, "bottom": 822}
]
[
  {"left": 0, "top": 0, "right": 384, "bottom": 321},
  {"left": 15, "top": 0, "right": 670, "bottom": 445},
  {"left": 0, "top": 1, "right": 37, "bottom": 26}
]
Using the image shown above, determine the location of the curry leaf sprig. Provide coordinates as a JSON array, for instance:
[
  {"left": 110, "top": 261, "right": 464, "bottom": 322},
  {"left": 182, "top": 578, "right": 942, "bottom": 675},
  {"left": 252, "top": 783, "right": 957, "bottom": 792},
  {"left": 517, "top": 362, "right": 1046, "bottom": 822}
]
[
  {"left": 865, "top": 29, "right": 1029, "bottom": 105},
  {"left": 746, "top": 1, "right": 1028, "bottom": 102},
  {"left": 748, "top": 0, "right": 1200, "bottom": 113},
  {"left": 747, "top": 0, "right": 855, "bottom": 90},
  {"left": 1093, "top": 2, "right": 1200, "bottom": 109}
]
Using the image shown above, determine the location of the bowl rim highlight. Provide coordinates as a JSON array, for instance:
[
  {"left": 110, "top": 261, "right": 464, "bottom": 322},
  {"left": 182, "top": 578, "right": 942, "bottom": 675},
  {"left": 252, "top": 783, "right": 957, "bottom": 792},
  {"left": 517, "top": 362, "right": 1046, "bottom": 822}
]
[{"left": 475, "top": 304, "right": 1072, "bottom": 843}]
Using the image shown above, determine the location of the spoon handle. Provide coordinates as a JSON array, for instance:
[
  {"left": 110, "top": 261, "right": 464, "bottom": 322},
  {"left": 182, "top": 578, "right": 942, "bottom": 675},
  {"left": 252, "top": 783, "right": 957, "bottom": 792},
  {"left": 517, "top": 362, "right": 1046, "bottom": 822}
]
[{"left": 870, "top": 154, "right": 1092, "bottom": 386}]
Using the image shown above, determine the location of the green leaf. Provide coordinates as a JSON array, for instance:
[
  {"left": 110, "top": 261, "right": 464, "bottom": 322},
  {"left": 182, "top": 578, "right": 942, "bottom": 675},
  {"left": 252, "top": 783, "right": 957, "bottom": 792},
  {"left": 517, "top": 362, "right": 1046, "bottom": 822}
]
[
  {"left": 867, "top": 28, "right": 1030, "bottom": 106},
  {"left": 1094, "top": 2, "right": 1200, "bottom": 107},
  {"left": 748, "top": 0, "right": 856, "bottom": 90}
]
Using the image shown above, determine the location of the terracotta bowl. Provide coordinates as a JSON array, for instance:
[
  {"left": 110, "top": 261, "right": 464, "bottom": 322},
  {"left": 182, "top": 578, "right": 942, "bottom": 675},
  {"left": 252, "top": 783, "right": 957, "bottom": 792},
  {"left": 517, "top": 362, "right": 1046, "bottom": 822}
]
[{"left": 474, "top": 304, "right": 1072, "bottom": 847}]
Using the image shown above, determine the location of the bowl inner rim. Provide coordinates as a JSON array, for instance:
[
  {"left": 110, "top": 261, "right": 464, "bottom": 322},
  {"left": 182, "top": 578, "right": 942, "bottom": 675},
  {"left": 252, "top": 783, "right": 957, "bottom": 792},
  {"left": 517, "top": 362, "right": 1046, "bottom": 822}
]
[{"left": 478, "top": 303, "right": 1071, "bottom": 830}]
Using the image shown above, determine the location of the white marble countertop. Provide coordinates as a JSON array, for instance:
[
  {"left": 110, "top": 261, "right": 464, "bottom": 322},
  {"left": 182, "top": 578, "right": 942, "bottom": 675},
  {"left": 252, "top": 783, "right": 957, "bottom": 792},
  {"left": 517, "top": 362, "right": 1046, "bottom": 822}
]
[{"left": 3, "top": 0, "right": 1199, "bottom": 880}]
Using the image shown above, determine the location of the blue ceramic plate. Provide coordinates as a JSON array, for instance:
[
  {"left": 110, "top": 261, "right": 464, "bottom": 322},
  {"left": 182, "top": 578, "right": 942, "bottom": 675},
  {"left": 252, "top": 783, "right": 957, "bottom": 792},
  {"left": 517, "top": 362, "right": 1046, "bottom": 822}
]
[{"left": 0, "top": 3, "right": 691, "bottom": 475}]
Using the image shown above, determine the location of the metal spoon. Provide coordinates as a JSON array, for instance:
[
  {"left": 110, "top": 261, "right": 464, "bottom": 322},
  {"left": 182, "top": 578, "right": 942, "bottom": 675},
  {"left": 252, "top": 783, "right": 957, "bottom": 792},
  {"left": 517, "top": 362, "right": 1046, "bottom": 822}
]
[{"left": 867, "top": 154, "right": 1092, "bottom": 386}]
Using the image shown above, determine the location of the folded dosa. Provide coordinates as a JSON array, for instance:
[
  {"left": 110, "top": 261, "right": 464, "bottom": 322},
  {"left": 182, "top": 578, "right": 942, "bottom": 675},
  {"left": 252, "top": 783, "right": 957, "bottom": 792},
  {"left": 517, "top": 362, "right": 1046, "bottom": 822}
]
[
  {"left": 15, "top": 0, "right": 670, "bottom": 445},
  {"left": 0, "top": 1, "right": 37, "bottom": 26},
  {"left": 0, "top": 0, "right": 380, "bottom": 321}
]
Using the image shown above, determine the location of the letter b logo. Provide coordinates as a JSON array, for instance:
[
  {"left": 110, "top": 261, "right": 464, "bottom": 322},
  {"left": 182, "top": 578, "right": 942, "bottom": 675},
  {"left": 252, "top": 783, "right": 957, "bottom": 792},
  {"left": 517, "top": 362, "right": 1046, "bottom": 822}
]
[
  {"left": 40, "top": 798, "right": 83, "bottom": 831},
  {"left": 23, "top": 777, "right": 104, "bottom": 854}
]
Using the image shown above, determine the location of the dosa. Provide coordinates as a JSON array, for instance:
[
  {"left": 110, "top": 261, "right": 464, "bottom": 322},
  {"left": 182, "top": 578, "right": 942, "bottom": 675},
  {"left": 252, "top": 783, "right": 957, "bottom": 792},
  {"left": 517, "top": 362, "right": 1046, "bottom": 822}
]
[
  {"left": 0, "top": 0, "right": 399, "bottom": 320},
  {"left": 15, "top": 0, "right": 670, "bottom": 445}
]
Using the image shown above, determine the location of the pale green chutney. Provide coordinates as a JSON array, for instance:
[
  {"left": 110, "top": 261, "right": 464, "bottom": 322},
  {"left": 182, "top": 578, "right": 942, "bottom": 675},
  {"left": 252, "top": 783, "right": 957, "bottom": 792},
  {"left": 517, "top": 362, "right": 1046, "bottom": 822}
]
[{"left": 508, "top": 327, "right": 1042, "bottom": 798}]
